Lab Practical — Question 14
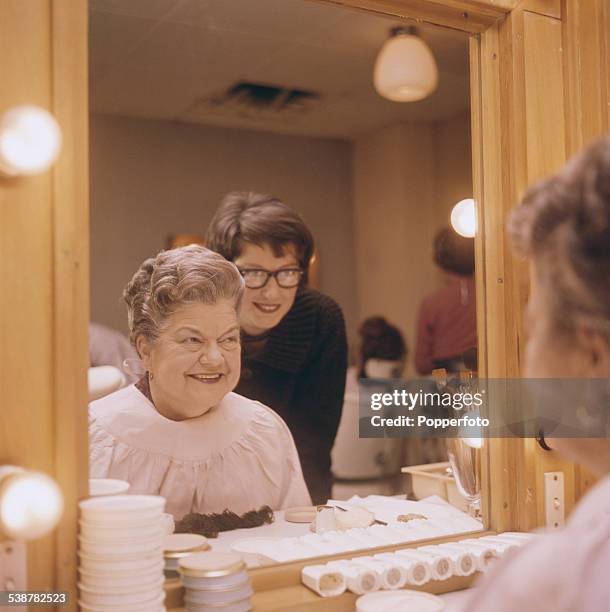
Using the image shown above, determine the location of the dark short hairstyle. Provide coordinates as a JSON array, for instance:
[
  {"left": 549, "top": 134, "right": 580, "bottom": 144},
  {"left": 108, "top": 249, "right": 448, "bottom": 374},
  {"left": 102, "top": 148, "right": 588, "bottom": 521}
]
[
  {"left": 205, "top": 192, "right": 314, "bottom": 283},
  {"left": 358, "top": 316, "right": 407, "bottom": 377},
  {"left": 433, "top": 227, "right": 475, "bottom": 276},
  {"left": 509, "top": 135, "right": 610, "bottom": 342}
]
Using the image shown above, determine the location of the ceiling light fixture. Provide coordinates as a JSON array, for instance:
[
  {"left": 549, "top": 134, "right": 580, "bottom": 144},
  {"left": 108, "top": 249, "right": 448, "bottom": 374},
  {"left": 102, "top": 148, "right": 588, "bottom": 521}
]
[
  {"left": 373, "top": 26, "right": 439, "bottom": 102},
  {"left": 451, "top": 198, "right": 476, "bottom": 238}
]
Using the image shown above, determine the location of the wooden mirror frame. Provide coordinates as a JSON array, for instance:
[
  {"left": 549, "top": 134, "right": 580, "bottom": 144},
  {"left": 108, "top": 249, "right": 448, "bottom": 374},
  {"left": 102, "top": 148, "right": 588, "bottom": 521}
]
[{"left": 0, "top": 1, "right": 608, "bottom": 609}]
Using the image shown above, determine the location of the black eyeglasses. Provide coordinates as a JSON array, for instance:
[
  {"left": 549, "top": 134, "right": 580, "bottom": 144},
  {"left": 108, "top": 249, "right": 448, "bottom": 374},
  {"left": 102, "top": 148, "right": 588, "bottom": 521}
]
[{"left": 238, "top": 268, "right": 303, "bottom": 289}]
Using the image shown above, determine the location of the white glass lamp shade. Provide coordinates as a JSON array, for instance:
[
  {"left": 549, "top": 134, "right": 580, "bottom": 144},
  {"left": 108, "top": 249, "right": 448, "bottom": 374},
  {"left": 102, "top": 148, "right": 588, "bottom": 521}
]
[
  {"left": 0, "top": 105, "right": 62, "bottom": 176},
  {"left": 0, "top": 467, "right": 64, "bottom": 540},
  {"left": 374, "top": 30, "right": 438, "bottom": 102},
  {"left": 451, "top": 198, "right": 476, "bottom": 238}
]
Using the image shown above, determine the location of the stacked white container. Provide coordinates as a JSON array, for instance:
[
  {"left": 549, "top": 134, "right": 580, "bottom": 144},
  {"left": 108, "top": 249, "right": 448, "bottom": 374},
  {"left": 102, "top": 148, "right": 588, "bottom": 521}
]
[
  {"left": 179, "top": 552, "right": 253, "bottom": 612},
  {"left": 78, "top": 495, "right": 167, "bottom": 612}
]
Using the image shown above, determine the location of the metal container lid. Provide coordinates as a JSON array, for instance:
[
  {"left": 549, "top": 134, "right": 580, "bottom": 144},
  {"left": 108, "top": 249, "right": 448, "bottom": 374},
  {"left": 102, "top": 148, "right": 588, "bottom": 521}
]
[{"left": 178, "top": 552, "right": 246, "bottom": 578}]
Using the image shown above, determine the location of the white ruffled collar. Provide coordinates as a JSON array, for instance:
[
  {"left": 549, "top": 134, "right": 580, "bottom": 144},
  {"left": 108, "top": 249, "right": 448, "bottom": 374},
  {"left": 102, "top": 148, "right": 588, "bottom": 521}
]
[{"left": 89, "top": 385, "right": 261, "bottom": 462}]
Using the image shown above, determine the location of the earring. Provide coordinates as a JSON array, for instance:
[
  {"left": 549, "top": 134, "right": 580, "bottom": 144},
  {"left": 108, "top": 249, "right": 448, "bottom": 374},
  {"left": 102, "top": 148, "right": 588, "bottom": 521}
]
[{"left": 149, "top": 371, "right": 154, "bottom": 380}]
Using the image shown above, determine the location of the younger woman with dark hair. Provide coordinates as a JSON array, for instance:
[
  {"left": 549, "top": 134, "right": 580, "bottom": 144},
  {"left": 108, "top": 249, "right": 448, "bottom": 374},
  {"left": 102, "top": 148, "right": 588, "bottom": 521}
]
[
  {"left": 358, "top": 316, "right": 407, "bottom": 379},
  {"left": 205, "top": 192, "right": 348, "bottom": 504}
]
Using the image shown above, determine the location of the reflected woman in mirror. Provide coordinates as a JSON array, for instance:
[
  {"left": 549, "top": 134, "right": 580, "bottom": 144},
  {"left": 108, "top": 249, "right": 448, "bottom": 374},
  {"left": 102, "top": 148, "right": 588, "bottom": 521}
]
[
  {"left": 464, "top": 137, "right": 610, "bottom": 611},
  {"left": 414, "top": 227, "right": 477, "bottom": 376},
  {"left": 206, "top": 192, "right": 348, "bottom": 505},
  {"left": 89, "top": 246, "right": 311, "bottom": 518}
]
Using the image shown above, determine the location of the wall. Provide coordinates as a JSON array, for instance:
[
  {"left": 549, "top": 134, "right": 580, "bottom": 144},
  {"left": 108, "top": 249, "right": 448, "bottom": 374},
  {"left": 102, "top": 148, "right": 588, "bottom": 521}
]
[
  {"left": 433, "top": 113, "right": 472, "bottom": 229},
  {"left": 89, "top": 115, "right": 357, "bottom": 338},
  {"left": 352, "top": 112, "right": 472, "bottom": 375}
]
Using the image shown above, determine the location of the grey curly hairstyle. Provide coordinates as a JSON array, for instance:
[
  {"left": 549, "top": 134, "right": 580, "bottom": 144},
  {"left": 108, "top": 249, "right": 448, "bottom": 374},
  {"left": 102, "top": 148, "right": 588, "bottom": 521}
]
[
  {"left": 123, "top": 245, "right": 244, "bottom": 349},
  {"left": 508, "top": 135, "right": 610, "bottom": 343}
]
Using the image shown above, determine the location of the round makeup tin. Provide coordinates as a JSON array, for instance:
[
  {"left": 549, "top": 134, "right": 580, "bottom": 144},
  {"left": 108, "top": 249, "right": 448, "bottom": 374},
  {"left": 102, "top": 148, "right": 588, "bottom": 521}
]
[
  {"left": 179, "top": 552, "right": 252, "bottom": 612},
  {"left": 164, "top": 533, "right": 211, "bottom": 574}
]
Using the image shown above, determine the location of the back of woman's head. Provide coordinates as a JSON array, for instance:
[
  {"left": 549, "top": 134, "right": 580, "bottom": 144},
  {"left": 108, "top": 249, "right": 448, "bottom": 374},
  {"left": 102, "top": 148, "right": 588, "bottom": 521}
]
[
  {"left": 359, "top": 316, "right": 407, "bottom": 365},
  {"left": 123, "top": 245, "right": 244, "bottom": 348},
  {"left": 205, "top": 191, "right": 314, "bottom": 281},
  {"left": 433, "top": 227, "right": 475, "bottom": 276},
  {"left": 509, "top": 136, "right": 610, "bottom": 343}
]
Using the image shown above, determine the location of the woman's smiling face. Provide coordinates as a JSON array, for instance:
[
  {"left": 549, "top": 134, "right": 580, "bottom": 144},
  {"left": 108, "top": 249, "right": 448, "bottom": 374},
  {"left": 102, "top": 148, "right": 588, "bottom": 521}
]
[
  {"left": 233, "top": 242, "right": 300, "bottom": 336},
  {"left": 137, "top": 300, "right": 241, "bottom": 420}
]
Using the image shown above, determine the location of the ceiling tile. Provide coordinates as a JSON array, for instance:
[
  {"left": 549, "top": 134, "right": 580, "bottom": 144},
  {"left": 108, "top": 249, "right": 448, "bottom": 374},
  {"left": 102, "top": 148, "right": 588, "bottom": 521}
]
[{"left": 89, "top": 10, "right": 160, "bottom": 76}]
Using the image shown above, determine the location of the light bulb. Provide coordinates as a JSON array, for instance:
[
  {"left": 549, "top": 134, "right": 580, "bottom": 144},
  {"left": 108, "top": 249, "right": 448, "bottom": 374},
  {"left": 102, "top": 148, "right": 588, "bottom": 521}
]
[
  {"left": 451, "top": 198, "right": 476, "bottom": 238},
  {"left": 0, "top": 469, "right": 64, "bottom": 540},
  {"left": 0, "top": 105, "right": 62, "bottom": 176},
  {"left": 463, "top": 437, "right": 483, "bottom": 449},
  {"left": 374, "top": 27, "right": 438, "bottom": 102}
]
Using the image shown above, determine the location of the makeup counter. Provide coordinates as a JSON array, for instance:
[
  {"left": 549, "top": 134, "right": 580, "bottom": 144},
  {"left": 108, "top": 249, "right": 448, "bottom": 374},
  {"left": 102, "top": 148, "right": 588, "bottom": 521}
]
[{"left": 79, "top": 482, "right": 534, "bottom": 612}]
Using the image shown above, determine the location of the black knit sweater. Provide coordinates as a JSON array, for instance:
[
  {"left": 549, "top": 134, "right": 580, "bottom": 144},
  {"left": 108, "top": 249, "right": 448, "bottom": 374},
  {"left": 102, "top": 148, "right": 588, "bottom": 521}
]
[{"left": 235, "top": 288, "right": 348, "bottom": 504}]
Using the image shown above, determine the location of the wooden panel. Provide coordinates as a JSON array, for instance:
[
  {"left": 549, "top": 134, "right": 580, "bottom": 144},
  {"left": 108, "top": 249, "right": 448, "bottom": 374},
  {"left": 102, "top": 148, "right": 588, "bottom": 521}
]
[
  {"left": 311, "top": 0, "right": 517, "bottom": 33},
  {"left": 251, "top": 575, "right": 477, "bottom": 611},
  {"left": 0, "top": 0, "right": 55, "bottom": 591},
  {"left": 560, "top": 0, "right": 609, "bottom": 499},
  {"left": 521, "top": 9, "right": 577, "bottom": 526},
  {"left": 0, "top": 0, "right": 88, "bottom": 606},
  {"left": 474, "top": 5, "right": 589, "bottom": 532},
  {"left": 51, "top": 0, "right": 90, "bottom": 605},
  {"left": 562, "top": 0, "right": 610, "bottom": 154},
  {"left": 523, "top": 11, "right": 566, "bottom": 182},
  {"left": 519, "top": 0, "right": 561, "bottom": 19}
]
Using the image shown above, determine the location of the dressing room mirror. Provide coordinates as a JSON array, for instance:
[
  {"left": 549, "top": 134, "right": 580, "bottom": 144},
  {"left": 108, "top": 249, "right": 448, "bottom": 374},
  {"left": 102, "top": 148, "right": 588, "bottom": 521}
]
[{"left": 88, "top": 0, "right": 484, "bottom": 563}]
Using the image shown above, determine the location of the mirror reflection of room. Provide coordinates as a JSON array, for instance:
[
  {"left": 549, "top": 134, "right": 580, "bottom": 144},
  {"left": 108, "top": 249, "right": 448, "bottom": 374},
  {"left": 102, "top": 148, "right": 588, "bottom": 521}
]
[{"left": 87, "top": 0, "right": 480, "bottom": 561}]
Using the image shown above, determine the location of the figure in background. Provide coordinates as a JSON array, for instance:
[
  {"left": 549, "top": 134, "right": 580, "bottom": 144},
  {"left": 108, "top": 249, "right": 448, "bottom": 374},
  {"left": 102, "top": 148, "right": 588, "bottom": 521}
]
[
  {"left": 89, "top": 321, "right": 139, "bottom": 384},
  {"left": 206, "top": 192, "right": 348, "bottom": 504},
  {"left": 89, "top": 246, "right": 310, "bottom": 518},
  {"left": 357, "top": 316, "right": 407, "bottom": 379},
  {"left": 463, "top": 136, "right": 610, "bottom": 612},
  {"left": 414, "top": 227, "right": 477, "bottom": 375},
  {"left": 332, "top": 316, "right": 406, "bottom": 482}
]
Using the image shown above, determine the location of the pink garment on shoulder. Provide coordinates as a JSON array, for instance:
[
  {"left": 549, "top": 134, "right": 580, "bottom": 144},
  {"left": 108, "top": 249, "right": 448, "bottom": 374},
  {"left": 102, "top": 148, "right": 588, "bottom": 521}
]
[
  {"left": 462, "top": 475, "right": 610, "bottom": 612},
  {"left": 414, "top": 276, "right": 477, "bottom": 375}
]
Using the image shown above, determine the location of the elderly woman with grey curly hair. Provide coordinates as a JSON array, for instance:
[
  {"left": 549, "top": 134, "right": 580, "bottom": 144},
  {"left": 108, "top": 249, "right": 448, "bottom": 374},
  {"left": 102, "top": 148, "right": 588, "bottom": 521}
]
[
  {"left": 463, "top": 136, "right": 610, "bottom": 611},
  {"left": 88, "top": 246, "right": 311, "bottom": 519}
]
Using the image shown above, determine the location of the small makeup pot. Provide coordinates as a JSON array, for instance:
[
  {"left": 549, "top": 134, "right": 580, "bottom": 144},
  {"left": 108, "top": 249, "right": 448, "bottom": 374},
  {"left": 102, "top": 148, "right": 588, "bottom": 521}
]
[{"left": 178, "top": 552, "right": 251, "bottom": 612}]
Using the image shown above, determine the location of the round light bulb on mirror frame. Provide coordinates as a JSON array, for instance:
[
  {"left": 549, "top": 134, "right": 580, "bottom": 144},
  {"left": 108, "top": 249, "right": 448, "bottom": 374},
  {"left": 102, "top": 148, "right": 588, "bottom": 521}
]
[
  {"left": 450, "top": 198, "right": 476, "bottom": 238},
  {"left": 0, "top": 466, "right": 64, "bottom": 541},
  {"left": 0, "top": 105, "right": 62, "bottom": 177},
  {"left": 373, "top": 26, "right": 439, "bottom": 103}
]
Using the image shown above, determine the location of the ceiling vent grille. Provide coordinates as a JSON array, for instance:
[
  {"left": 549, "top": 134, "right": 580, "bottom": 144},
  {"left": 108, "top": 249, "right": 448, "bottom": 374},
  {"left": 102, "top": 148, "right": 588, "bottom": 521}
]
[{"left": 184, "top": 81, "right": 321, "bottom": 124}]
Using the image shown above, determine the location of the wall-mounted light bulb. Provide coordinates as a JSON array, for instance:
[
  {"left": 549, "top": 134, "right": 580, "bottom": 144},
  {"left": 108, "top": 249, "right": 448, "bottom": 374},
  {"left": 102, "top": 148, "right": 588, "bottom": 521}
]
[
  {"left": 0, "top": 467, "right": 64, "bottom": 541},
  {"left": 450, "top": 198, "right": 476, "bottom": 238},
  {"left": 0, "top": 105, "right": 62, "bottom": 176},
  {"left": 463, "top": 437, "right": 483, "bottom": 449}
]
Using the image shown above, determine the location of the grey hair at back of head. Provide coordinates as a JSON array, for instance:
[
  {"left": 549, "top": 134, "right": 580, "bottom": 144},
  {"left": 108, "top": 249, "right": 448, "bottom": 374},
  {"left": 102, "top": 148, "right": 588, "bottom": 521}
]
[
  {"left": 123, "top": 245, "right": 244, "bottom": 348},
  {"left": 508, "top": 135, "right": 610, "bottom": 341}
]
